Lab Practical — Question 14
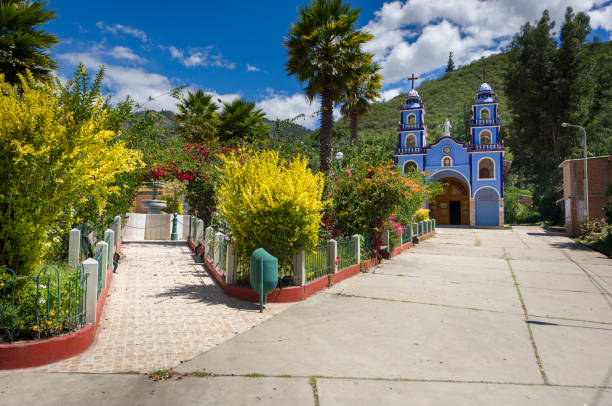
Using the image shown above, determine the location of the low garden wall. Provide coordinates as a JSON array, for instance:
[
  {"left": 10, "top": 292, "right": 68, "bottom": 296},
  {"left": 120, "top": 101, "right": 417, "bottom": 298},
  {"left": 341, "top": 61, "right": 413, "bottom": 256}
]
[
  {"left": 0, "top": 216, "right": 124, "bottom": 370},
  {"left": 186, "top": 219, "right": 436, "bottom": 303}
]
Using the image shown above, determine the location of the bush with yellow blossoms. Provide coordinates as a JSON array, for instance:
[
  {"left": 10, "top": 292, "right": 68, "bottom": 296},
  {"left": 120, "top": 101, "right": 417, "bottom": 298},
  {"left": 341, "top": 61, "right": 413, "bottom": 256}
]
[{"left": 217, "top": 149, "right": 326, "bottom": 274}]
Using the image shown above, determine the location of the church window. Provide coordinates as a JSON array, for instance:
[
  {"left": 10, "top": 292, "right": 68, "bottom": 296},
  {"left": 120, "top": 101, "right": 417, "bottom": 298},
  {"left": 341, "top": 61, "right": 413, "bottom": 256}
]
[
  {"left": 405, "top": 134, "right": 417, "bottom": 148},
  {"left": 478, "top": 158, "right": 495, "bottom": 179},
  {"left": 480, "top": 130, "right": 492, "bottom": 144},
  {"left": 480, "top": 108, "right": 490, "bottom": 120},
  {"left": 403, "top": 161, "right": 417, "bottom": 174},
  {"left": 407, "top": 114, "right": 416, "bottom": 124},
  {"left": 443, "top": 157, "right": 452, "bottom": 167}
]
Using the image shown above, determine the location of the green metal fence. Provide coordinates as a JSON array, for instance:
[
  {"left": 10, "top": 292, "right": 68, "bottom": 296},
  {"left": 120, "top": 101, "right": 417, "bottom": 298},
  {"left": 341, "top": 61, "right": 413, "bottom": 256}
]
[
  {"left": 401, "top": 225, "right": 412, "bottom": 245},
  {"left": 305, "top": 243, "right": 330, "bottom": 282},
  {"left": 104, "top": 232, "right": 112, "bottom": 264},
  {"left": 0, "top": 265, "right": 87, "bottom": 343},
  {"left": 235, "top": 256, "right": 250, "bottom": 286},
  {"left": 206, "top": 229, "right": 215, "bottom": 262},
  {"left": 336, "top": 238, "right": 356, "bottom": 270},
  {"left": 217, "top": 237, "right": 228, "bottom": 276},
  {"left": 390, "top": 233, "right": 402, "bottom": 251}
]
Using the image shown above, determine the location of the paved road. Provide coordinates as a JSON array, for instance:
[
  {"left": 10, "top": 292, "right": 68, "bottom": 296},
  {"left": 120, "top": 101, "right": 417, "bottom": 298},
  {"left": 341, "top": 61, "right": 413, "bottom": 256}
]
[{"left": 2, "top": 227, "right": 611, "bottom": 405}]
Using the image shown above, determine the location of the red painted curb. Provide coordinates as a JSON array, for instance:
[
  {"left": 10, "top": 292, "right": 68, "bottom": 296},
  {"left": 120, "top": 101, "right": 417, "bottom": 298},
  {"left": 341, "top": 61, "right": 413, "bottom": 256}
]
[
  {"left": 0, "top": 265, "right": 115, "bottom": 370},
  {"left": 192, "top": 239, "right": 384, "bottom": 303}
]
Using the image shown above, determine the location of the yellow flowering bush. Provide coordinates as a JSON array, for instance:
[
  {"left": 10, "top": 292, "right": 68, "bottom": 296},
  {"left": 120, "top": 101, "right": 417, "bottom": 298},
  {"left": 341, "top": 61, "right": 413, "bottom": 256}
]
[
  {"left": 217, "top": 149, "right": 326, "bottom": 270},
  {"left": 0, "top": 73, "right": 141, "bottom": 275},
  {"left": 415, "top": 208, "right": 430, "bottom": 221}
]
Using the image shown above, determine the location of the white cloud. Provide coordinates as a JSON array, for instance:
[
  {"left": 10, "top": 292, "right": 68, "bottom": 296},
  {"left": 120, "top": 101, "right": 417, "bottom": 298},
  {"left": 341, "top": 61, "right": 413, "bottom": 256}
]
[
  {"left": 257, "top": 92, "right": 320, "bottom": 129},
  {"left": 96, "top": 21, "right": 148, "bottom": 42},
  {"left": 110, "top": 46, "right": 146, "bottom": 63},
  {"left": 364, "top": 0, "right": 606, "bottom": 85},
  {"left": 246, "top": 63, "right": 260, "bottom": 72},
  {"left": 163, "top": 45, "right": 235, "bottom": 69},
  {"left": 379, "top": 87, "right": 403, "bottom": 102},
  {"left": 589, "top": 4, "right": 612, "bottom": 32}
]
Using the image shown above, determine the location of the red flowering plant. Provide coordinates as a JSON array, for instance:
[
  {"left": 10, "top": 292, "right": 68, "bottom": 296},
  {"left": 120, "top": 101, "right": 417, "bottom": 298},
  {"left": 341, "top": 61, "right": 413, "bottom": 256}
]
[
  {"left": 148, "top": 142, "right": 237, "bottom": 224},
  {"left": 325, "top": 144, "right": 441, "bottom": 253}
]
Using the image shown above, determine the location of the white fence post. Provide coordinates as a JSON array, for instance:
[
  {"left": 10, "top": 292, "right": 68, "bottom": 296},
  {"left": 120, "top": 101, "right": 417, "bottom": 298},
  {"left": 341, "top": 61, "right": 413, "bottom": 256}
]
[
  {"left": 327, "top": 239, "right": 338, "bottom": 274},
  {"left": 226, "top": 241, "right": 237, "bottom": 284},
  {"left": 83, "top": 258, "right": 98, "bottom": 324},
  {"left": 104, "top": 229, "right": 115, "bottom": 270},
  {"left": 95, "top": 241, "right": 108, "bottom": 291},
  {"left": 110, "top": 215, "right": 121, "bottom": 250},
  {"left": 214, "top": 232, "right": 224, "bottom": 270},
  {"left": 293, "top": 250, "right": 307, "bottom": 286},
  {"left": 68, "top": 228, "right": 81, "bottom": 269},
  {"left": 351, "top": 234, "right": 361, "bottom": 264},
  {"left": 204, "top": 226, "right": 214, "bottom": 257}
]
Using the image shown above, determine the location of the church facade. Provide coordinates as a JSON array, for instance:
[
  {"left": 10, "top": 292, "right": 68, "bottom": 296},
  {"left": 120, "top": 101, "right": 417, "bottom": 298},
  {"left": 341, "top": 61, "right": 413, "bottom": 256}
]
[{"left": 393, "top": 82, "right": 505, "bottom": 227}]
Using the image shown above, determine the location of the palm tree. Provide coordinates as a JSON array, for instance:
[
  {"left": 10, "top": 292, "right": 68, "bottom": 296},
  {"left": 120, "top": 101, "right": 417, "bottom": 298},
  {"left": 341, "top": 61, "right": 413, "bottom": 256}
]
[
  {"left": 174, "top": 89, "right": 219, "bottom": 142},
  {"left": 0, "top": 0, "right": 58, "bottom": 85},
  {"left": 340, "top": 56, "right": 382, "bottom": 144},
  {"left": 285, "top": 0, "right": 372, "bottom": 173},
  {"left": 217, "top": 98, "right": 269, "bottom": 143}
]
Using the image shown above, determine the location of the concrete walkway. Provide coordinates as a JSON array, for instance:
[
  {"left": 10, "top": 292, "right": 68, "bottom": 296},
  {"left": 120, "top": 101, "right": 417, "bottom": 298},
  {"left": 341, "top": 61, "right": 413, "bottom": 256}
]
[
  {"left": 30, "top": 241, "right": 292, "bottom": 373},
  {"left": 2, "top": 227, "right": 611, "bottom": 405}
]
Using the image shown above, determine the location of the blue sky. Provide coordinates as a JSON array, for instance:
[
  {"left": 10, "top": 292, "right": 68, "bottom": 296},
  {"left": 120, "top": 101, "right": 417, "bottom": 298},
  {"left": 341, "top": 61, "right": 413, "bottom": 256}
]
[{"left": 47, "top": 0, "right": 612, "bottom": 128}]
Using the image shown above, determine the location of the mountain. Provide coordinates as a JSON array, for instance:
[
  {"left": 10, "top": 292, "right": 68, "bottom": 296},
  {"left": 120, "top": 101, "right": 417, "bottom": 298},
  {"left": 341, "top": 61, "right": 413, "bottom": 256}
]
[
  {"left": 334, "top": 52, "right": 510, "bottom": 147},
  {"left": 262, "top": 117, "right": 312, "bottom": 138}
]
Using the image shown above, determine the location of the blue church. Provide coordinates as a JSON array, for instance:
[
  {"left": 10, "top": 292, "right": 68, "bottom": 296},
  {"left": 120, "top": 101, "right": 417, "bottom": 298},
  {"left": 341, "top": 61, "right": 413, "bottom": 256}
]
[{"left": 393, "top": 79, "right": 505, "bottom": 227}]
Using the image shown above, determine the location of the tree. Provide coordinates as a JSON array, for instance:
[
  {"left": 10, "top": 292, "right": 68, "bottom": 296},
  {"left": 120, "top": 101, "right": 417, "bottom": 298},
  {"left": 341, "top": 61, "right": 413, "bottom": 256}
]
[
  {"left": 0, "top": 72, "right": 141, "bottom": 275},
  {"left": 174, "top": 89, "right": 219, "bottom": 142},
  {"left": 0, "top": 0, "right": 58, "bottom": 85},
  {"left": 285, "top": 0, "right": 373, "bottom": 173},
  {"left": 504, "top": 8, "right": 593, "bottom": 221},
  {"left": 340, "top": 55, "right": 382, "bottom": 144},
  {"left": 446, "top": 51, "right": 455, "bottom": 72},
  {"left": 217, "top": 98, "right": 269, "bottom": 143}
]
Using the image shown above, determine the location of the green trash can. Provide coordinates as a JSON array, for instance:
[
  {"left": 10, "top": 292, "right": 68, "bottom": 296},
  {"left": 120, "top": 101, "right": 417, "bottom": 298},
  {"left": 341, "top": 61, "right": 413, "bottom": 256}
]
[{"left": 250, "top": 248, "right": 278, "bottom": 312}]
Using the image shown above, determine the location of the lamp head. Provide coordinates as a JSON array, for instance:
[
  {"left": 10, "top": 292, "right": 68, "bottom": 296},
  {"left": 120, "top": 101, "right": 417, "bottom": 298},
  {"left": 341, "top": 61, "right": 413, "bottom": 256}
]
[{"left": 561, "top": 123, "right": 569, "bottom": 127}]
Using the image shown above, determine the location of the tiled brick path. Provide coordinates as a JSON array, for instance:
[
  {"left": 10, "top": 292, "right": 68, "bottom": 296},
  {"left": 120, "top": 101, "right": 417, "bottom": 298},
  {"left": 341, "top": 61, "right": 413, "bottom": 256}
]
[{"left": 31, "top": 241, "right": 292, "bottom": 373}]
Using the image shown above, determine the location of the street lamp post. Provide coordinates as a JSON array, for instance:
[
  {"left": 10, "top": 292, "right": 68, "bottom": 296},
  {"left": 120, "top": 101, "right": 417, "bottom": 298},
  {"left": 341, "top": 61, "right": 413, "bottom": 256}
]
[{"left": 561, "top": 123, "right": 589, "bottom": 221}]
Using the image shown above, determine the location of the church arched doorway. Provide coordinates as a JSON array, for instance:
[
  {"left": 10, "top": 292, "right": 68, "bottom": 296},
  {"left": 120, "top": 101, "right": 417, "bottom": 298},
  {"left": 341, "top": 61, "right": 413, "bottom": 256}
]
[
  {"left": 429, "top": 176, "right": 470, "bottom": 225},
  {"left": 475, "top": 187, "right": 499, "bottom": 226}
]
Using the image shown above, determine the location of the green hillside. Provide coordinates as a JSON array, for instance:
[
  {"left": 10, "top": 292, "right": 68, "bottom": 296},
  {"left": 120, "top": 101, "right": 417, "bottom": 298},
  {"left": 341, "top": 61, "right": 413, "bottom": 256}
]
[{"left": 334, "top": 52, "right": 510, "bottom": 146}]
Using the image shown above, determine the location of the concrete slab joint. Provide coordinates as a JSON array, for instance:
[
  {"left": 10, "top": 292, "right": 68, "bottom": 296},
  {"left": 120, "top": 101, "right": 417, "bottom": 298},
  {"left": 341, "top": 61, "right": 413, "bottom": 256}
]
[
  {"left": 82, "top": 258, "right": 98, "bottom": 324},
  {"left": 328, "top": 239, "right": 338, "bottom": 274},
  {"left": 68, "top": 228, "right": 81, "bottom": 269},
  {"left": 351, "top": 234, "right": 361, "bottom": 264}
]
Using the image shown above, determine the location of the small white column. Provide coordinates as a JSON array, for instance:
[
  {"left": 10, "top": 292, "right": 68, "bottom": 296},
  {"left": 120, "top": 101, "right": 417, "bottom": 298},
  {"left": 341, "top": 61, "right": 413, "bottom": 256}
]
[
  {"left": 104, "top": 229, "right": 115, "bottom": 270},
  {"left": 327, "top": 239, "right": 338, "bottom": 274},
  {"left": 226, "top": 241, "right": 237, "bottom": 284},
  {"left": 110, "top": 216, "right": 121, "bottom": 250},
  {"left": 204, "top": 226, "right": 214, "bottom": 257},
  {"left": 293, "top": 250, "right": 307, "bottom": 285},
  {"left": 214, "top": 232, "right": 224, "bottom": 270},
  {"left": 196, "top": 220, "right": 205, "bottom": 243},
  {"left": 68, "top": 228, "right": 81, "bottom": 269},
  {"left": 351, "top": 234, "right": 361, "bottom": 264},
  {"left": 95, "top": 241, "right": 108, "bottom": 290},
  {"left": 82, "top": 258, "right": 98, "bottom": 324}
]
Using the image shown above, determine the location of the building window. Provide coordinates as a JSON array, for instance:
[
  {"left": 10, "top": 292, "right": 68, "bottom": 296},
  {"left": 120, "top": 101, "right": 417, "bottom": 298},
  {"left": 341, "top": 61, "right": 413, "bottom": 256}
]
[
  {"left": 480, "top": 130, "right": 492, "bottom": 144},
  {"left": 480, "top": 108, "right": 490, "bottom": 120},
  {"left": 405, "top": 134, "right": 417, "bottom": 148},
  {"left": 478, "top": 158, "right": 495, "bottom": 179},
  {"left": 407, "top": 114, "right": 416, "bottom": 124},
  {"left": 403, "top": 161, "right": 417, "bottom": 174},
  {"left": 443, "top": 157, "right": 452, "bottom": 167}
]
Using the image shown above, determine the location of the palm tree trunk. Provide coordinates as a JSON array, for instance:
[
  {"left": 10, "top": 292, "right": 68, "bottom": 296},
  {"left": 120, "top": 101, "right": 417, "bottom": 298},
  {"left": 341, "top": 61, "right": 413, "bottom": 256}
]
[
  {"left": 350, "top": 108, "right": 359, "bottom": 144},
  {"left": 320, "top": 75, "right": 334, "bottom": 173}
]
